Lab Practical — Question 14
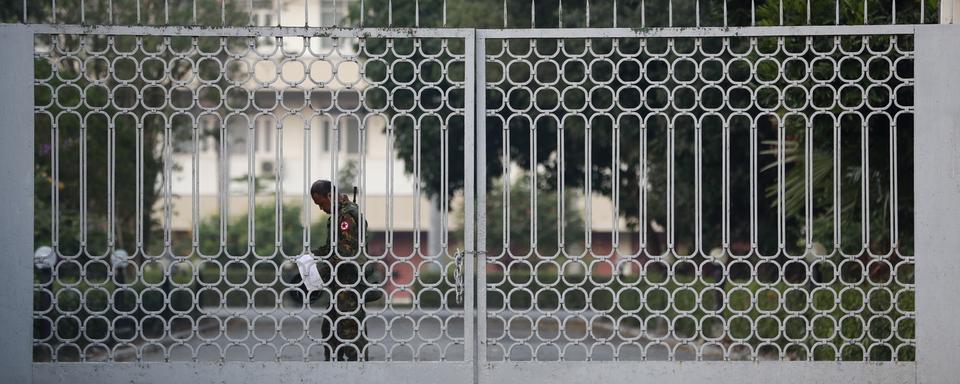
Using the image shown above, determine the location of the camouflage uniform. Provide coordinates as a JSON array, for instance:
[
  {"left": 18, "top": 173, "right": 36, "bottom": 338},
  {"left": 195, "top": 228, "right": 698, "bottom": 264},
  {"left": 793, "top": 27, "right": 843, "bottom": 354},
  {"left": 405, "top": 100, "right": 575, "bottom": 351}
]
[{"left": 313, "top": 194, "right": 367, "bottom": 361}]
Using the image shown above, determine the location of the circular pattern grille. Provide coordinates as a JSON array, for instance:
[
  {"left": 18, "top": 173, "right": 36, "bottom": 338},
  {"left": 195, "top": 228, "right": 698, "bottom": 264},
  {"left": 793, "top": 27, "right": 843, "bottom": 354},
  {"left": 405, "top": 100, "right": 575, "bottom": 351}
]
[
  {"left": 482, "top": 35, "right": 915, "bottom": 362},
  {"left": 32, "top": 33, "right": 468, "bottom": 362}
]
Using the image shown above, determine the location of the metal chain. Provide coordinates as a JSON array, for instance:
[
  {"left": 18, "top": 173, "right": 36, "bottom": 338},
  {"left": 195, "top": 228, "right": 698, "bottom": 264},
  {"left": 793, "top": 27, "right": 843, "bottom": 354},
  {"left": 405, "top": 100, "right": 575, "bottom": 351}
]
[{"left": 454, "top": 248, "right": 464, "bottom": 304}]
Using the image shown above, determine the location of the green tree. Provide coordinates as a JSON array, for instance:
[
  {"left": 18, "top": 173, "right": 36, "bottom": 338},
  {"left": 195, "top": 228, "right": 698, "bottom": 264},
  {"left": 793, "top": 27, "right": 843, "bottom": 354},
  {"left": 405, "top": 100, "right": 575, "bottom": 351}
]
[
  {"left": 351, "top": 0, "right": 920, "bottom": 254},
  {"left": 28, "top": 5, "right": 248, "bottom": 255},
  {"left": 469, "top": 174, "right": 586, "bottom": 258},
  {"left": 351, "top": 0, "right": 919, "bottom": 362},
  {"left": 198, "top": 202, "right": 329, "bottom": 257},
  {"left": 22, "top": 0, "right": 249, "bottom": 360}
]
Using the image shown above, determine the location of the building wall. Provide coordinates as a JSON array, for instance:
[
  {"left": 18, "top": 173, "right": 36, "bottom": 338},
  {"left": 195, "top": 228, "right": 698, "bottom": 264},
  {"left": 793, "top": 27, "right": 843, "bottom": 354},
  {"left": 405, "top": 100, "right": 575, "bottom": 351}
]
[{"left": 165, "top": 0, "right": 630, "bottom": 244}]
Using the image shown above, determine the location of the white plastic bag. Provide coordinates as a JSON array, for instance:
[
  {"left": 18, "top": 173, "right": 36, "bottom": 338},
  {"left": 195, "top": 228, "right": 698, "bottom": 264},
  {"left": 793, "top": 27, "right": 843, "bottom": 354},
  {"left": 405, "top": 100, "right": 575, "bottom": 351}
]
[{"left": 296, "top": 254, "right": 324, "bottom": 292}]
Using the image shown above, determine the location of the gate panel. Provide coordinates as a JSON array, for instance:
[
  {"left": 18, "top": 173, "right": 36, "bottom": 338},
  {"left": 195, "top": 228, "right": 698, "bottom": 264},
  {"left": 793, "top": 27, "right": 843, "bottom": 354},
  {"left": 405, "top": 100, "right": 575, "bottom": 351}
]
[
  {"left": 477, "top": 28, "right": 916, "bottom": 368},
  {"left": 17, "top": 21, "right": 930, "bottom": 382},
  {"left": 31, "top": 27, "right": 474, "bottom": 371}
]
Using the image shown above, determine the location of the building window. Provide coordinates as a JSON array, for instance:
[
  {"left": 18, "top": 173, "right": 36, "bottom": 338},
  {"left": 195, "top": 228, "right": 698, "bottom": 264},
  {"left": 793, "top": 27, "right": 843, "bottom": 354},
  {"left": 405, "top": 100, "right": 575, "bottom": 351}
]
[
  {"left": 321, "top": 120, "right": 330, "bottom": 152},
  {"left": 252, "top": 0, "right": 274, "bottom": 26},
  {"left": 251, "top": 3, "right": 275, "bottom": 47},
  {"left": 227, "top": 119, "right": 248, "bottom": 155},
  {"left": 321, "top": 0, "right": 340, "bottom": 26},
  {"left": 319, "top": 117, "right": 362, "bottom": 154},
  {"left": 344, "top": 118, "right": 361, "bottom": 154}
]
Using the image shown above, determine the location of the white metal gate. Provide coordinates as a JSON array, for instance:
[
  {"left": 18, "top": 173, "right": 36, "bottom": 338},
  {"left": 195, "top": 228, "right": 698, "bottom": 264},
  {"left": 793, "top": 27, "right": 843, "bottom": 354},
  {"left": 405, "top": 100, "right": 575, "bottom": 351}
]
[
  {"left": 474, "top": 26, "right": 917, "bottom": 383},
  {"left": 22, "top": 24, "right": 480, "bottom": 382},
  {"left": 3, "top": 1, "right": 960, "bottom": 383}
]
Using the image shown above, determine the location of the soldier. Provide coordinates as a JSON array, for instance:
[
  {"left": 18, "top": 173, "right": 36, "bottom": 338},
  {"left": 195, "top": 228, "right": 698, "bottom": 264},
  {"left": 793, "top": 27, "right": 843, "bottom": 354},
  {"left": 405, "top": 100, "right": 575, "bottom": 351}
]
[{"left": 288, "top": 179, "right": 369, "bottom": 361}]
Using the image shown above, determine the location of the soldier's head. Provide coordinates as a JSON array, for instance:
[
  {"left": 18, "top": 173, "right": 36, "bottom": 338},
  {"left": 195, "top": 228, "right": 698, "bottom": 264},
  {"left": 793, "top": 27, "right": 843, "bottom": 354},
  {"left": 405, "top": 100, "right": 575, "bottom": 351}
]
[{"left": 310, "top": 179, "right": 336, "bottom": 214}]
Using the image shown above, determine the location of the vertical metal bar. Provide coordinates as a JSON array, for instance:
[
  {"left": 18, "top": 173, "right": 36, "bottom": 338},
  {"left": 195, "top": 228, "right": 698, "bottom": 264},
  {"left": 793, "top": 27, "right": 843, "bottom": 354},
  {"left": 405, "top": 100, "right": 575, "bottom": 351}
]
[
  {"left": 641, "top": 0, "right": 645, "bottom": 27},
  {"left": 135, "top": 102, "right": 145, "bottom": 255},
  {"left": 667, "top": 115, "right": 675, "bottom": 253},
  {"left": 916, "top": 24, "right": 960, "bottom": 383},
  {"left": 0, "top": 25, "right": 34, "bottom": 384},
  {"left": 503, "top": 0, "right": 508, "bottom": 27},
  {"left": 860, "top": 92, "right": 869, "bottom": 254},
  {"left": 863, "top": 0, "right": 868, "bottom": 24},
  {"left": 286, "top": 113, "right": 298, "bottom": 255},
  {"left": 586, "top": 116, "right": 593, "bottom": 251},
  {"left": 695, "top": 113, "right": 702, "bottom": 255},
  {"left": 52, "top": 91, "right": 59, "bottom": 259},
  {"left": 191, "top": 117, "right": 200, "bottom": 255},
  {"left": 474, "top": 30, "right": 488, "bottom": 380},
  {"left": 613, "top": 113, "right": 621, "bottom": 252},
  {"left": 246, "top": 115, "right": 256, "bottom": 256},
  {"left": 331, "top": 113, "right": 340, "bottom": 251},
  {"left": 749, "top": 108, "right": 757, "bottom": 252},
  {"left": 777, "top": 114, "right": 785, "bottom": 252},
  {"left": 667, "top": 0, "right": 672, "bottom": 27},
  {"left": 586, "top": 0, "right": 590, "bottom": 27},
  {"left": 639, "top": 113, "right": 647, "bottom": 252},
  {"left": 558, "top": 0, "right": 563, "bottom": 27},
  {"left": 80, "top": 103, "right": 88, "bottom": 254},
  {"left": 805, "top": 110, "right": 813, "bottom": 251},
  {"left": 529, "top": 119, "right": 537, "bottom": 252},
  {"left": 833, "top": 84, "right": 841, "bottom": 253},
  {"left": 835, "top": 0, "right": 840, "bottom": 25},
  {"left": 531, "top": 0, "right": 536, "bottom": 27},
  {"left": 722, "top": 107, "right": 729, "bottom": 252},
  {"left": 356, "top": 115, "right": 366, "bottom": 250},
  {"left": 164, "top": 115, "right": 174, "bottom": 256},
  {"left": 413, "top": 113, "right": 421, "bottom": 256},
  {"left": 779, "top": 0, "right": 783, "bottom": 25},
  {"left": 463, "top": 30, "right": 477, "bottom": 366},
  {"left": 502, "top": 58, "right": 511, "bottom": 255},
  {"left": 219, "top": 110, "right": 227, "bottom": 254},
  {"left": 723, "top": 0, "right": 727, "bottom": 27},
  {"left": 889, "top": 38, "right": 900, "bottom": 251},
  {"left": 891, "top": 0, "right": 896, "bottom": 24},
  {"left": 558, "top": 45, "right": 567, "bottom": 249},
  {"left": 387, "top": 116, "right": 394, "bottom": 251},
  {"left": 695, "top": 0, "right": 700, "bottom": 27},
  {"left": 108, "top": 106, "right": 117, "bottom": 256},
  {"left": 275, "top": 0, "right": 280, "bottom": 26},
  {"left": 613, "top": 0, "right": 617, "bottom": 28},
  {"left": 942, "top": 0, "right": 960, "bottom": 23}
]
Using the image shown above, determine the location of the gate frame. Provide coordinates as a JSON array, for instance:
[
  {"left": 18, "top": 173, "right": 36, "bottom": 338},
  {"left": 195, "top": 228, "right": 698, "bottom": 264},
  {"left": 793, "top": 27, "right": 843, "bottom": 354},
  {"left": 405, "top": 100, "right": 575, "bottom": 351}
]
[
  {"left": 2, "top": 24, "right": 480, "bottom": 384},
  {"left": 470, "top": 24, "right": 947, "bottom": 384},
  {"left": 0, "top": 25, "right": 36, "bottom": 384},
  {"left": 1, "top": 22, "right": 960, "bottom": 383}
]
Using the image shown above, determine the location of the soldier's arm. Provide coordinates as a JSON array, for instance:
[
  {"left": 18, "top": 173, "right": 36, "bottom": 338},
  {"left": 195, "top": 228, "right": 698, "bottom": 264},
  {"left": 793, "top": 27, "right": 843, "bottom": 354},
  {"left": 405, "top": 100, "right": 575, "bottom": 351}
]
[{"left": 335, "top": 211, "right": 360, "bottom": 258}]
